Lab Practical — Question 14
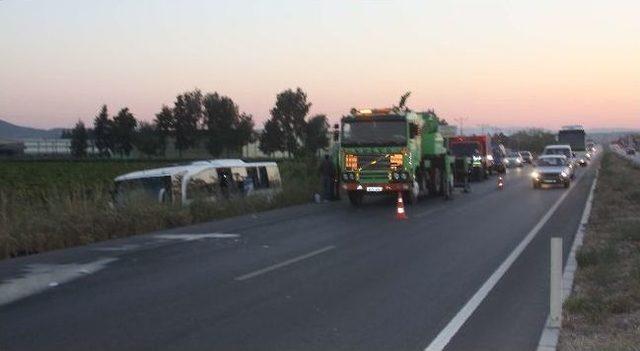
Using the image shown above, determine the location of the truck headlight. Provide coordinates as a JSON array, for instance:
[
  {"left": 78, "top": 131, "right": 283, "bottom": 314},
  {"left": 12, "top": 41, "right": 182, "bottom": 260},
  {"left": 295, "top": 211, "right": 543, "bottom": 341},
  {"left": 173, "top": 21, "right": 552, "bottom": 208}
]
[
  {"left": 348, "top": 173, "right": 355, "bottom": 180},
  {"left": 400, "top": 172, "right": 408, "bottom": 180},
  {"left": 342, "top": 172, "right": 349, "bottom": 181},
  {"left": 393, "top": 172, "right": 400, "bottom": 180}
]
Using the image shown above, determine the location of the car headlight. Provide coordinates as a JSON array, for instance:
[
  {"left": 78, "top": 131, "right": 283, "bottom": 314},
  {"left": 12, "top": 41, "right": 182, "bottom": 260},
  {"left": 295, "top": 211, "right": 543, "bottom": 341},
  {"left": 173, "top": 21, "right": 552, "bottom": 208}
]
[
  {"left": 531, "top": 171, "right": 539, "bottom": 179},
  {"left": 342, "top": 172, "right": 349, "bottom": 181},
  {"left": 348, "top": 173, "right": 355, "bottom": 180},
  {"left": 504, "top": 159, "right": 509, "bottom": 164},
  {"left": 393, "top": 172, "right": 400, "bottom": 180},
  {"left": 560, "top": 171, "right": 568, "bottom": 178},
  {"left": 486, "top": 155, "right": 494, "bottom": 161},
  {"left": 400, "top": 172, "right": 408, "bottom": 180}
]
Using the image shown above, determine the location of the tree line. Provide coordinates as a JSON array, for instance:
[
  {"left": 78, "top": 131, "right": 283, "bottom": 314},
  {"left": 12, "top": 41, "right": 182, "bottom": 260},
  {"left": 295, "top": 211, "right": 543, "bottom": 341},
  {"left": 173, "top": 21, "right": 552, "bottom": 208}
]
[{"left": 69, "top": 87, "right": 330, "bottom": 159}]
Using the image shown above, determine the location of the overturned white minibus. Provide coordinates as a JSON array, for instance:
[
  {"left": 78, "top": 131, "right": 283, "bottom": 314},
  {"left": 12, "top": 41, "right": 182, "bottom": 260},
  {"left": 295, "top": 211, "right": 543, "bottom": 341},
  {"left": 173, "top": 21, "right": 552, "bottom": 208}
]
[{"left": 113, "top": 159, "right": 281, "bottom": 206}]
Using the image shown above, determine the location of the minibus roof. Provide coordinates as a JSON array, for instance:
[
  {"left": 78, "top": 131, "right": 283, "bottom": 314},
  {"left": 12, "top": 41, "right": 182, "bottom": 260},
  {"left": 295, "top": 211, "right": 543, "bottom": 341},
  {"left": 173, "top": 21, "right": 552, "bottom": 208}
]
[{"left": 115, "top": 159, "right": 278, "bottom": 182}]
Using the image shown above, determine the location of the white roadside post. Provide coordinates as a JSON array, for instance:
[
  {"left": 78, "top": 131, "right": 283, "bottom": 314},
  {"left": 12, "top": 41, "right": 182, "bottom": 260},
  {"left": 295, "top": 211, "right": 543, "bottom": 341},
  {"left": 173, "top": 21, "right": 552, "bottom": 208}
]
[{"left": 550, "top": 237, "right": 563, "bottom": 328}]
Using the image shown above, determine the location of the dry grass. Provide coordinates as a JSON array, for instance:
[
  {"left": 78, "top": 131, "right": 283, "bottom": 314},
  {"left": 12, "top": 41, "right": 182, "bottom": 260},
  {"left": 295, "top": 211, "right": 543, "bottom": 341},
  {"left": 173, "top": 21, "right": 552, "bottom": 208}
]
[
  {"left": 0, "top": 160, "right": 320, "bottom": 260},
  {"left": 559, "top": 150, "right": 640, "bottom": 350}
]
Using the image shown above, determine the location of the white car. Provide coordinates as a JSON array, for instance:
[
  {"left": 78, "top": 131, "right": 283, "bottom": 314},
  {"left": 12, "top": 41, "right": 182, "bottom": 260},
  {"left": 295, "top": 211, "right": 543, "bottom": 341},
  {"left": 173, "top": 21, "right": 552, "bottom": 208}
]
[
  {"left": 542, "top": 145, "right": 577, "bottom": 169},
  {"left": 504, "top": 152, "right": 524, "bottom": 168},
  {"left": 531, "top": 155, "right": 573, "bottom": 189}
]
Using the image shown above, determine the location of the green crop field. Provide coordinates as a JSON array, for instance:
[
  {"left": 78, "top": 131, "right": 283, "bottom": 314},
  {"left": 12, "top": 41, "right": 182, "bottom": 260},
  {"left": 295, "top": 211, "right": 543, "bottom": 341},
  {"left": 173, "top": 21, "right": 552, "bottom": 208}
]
[
  {"left": 0, "top": 159, "right": 320, "bottom": 259},
  {"left": 0, "top": 160, "right": 171, "bottom": 197}
]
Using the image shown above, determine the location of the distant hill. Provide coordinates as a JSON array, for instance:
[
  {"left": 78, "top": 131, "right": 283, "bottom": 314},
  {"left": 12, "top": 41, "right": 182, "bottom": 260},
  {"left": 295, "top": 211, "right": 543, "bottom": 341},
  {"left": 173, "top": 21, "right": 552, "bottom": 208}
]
[{"left": 0, "top": 118, "right": 64, "bottom": 140}]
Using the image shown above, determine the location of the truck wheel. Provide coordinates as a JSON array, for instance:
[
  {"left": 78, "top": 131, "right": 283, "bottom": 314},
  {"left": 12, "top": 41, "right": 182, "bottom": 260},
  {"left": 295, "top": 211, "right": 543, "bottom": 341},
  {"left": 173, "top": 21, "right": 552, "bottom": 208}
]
[
  {"left": 463, "top": 176, "right": 471, "bottom": 193},
  {"left": 443, "top": 179, "right": 453, "bottom": 200},
  {"left": 429, "top": 168, "right": 442, "bottom": 196},
  {"left": 348, "top": 191, "right": 363, "bottom": 206}
]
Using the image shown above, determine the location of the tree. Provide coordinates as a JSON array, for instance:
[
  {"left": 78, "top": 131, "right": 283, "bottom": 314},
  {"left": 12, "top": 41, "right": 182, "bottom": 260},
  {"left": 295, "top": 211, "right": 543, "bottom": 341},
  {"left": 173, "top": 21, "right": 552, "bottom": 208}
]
[
  {"left": 268, "top": 88, "right": 311, "bottom": 156},
  {"left": 112, "top": 107, "right": 138, "bottom": 157},
  {"left": 202, "top": 92, "right": 238, "bottom": 156},
  {"left": 154, "top": 105, "right": 175, "bottom": 156},
  {"left": 202, "top": 93, "right": 256, "bottom": 157},
  {"left": 135, "top": 122, "right": 163, "bottom": 157},
  {"left": 505, "top": 129, "right": 556, "bottom": 153},
  {"left": 70, "top": 121, "right": 88, "bottom": 158},
  {"left": 259, "top": 119, "right": 285, "bottom": 156},
  {"left": 173, "top": 89, "right": 203, "bottom": 156},
  {"left": 234, "top": 113, "right": 255, "bottom": 154},
  {"left": 93, "top": 104, "right": 113, "bottom": 157},
  {"left": 303, "top": 114, "right": 329, "bottom": 155}
]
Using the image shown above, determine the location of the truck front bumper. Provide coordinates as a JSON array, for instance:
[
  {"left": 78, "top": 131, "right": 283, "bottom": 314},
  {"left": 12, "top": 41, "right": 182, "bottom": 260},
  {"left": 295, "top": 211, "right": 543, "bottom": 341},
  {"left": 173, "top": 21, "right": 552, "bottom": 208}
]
[{"left": 342, "top": 182, "right": 410, "bottom": 192}]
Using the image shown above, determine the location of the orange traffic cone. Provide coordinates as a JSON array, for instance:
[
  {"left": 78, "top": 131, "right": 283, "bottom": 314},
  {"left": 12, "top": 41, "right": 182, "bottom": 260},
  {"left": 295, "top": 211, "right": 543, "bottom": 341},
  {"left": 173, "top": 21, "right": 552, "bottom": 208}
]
[{"left": 396, "top": 192, "right": 408, "bottom": 220}]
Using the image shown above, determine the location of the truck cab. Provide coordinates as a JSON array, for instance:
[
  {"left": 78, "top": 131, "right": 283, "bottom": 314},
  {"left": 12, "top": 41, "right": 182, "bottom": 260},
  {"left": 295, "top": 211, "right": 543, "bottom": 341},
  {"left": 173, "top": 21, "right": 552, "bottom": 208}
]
[{"left": 339, "top": 108, "right": 467, "bottom": 206}]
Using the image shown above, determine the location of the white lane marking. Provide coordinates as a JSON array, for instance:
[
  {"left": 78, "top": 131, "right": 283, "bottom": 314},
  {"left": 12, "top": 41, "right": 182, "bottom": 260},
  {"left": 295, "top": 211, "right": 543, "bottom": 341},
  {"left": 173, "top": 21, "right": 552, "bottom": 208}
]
[
  {"left": 235, "top": 245, "right": 336, "bottom": 281},
  {"left": 424, "top": 169, "right": 591, "bottom": 351},
  {"left": 0, "top": 257, "right": 117, "bottom": 306},
  {"left": 536, "top": 168, "right": 599, "bottom": 351},
  {"left": 155, "top": 233, "right": 240, "bottom": 241},
  {"left": 93, "top": 244, "right": 141, "bottom": 252}
]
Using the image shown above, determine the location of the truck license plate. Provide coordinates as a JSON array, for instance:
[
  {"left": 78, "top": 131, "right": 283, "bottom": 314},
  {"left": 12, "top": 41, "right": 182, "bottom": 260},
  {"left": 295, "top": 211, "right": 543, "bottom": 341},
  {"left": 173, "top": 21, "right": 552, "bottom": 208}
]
[{"left": 366, "top": 186, "right": 383, "bottom": 192}]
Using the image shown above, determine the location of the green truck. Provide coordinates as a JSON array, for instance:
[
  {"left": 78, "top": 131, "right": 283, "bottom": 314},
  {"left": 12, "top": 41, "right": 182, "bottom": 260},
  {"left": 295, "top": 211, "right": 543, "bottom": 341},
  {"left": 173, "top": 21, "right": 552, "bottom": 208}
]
[{"left": 338, "top": 108, "right": 470, "bottom": 206}]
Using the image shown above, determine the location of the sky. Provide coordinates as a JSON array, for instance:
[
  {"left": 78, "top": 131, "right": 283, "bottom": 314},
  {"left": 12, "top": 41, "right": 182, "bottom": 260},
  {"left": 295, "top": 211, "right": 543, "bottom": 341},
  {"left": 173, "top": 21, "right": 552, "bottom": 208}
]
[{"left": 0, "top": 0, "right": 638, "bottom": 130}]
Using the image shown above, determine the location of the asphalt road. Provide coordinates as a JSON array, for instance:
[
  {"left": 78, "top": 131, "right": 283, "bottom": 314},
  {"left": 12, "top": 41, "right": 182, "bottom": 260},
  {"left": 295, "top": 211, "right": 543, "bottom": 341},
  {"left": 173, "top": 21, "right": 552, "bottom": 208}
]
[{"left": 0, "top": 157, "right": 599, "bottom": 351}]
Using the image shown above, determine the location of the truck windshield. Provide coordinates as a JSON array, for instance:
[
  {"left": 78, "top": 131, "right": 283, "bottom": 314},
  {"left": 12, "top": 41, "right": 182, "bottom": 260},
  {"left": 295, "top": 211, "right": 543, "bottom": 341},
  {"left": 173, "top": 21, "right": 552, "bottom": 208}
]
[
  {"left": 341, "top": 120, "right": 406, "bottom": 146},
  {"left": 450, "top": 142, "right": 480, "bottom": 157}
]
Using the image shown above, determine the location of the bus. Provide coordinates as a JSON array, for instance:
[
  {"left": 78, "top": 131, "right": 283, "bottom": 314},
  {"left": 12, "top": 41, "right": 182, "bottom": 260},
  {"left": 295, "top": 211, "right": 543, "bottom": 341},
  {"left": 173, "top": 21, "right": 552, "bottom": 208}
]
[
  {"left": 113, "top": 159, "right": 281, "bottom": 206},
  {"left": 558, "top": 125, "right": 586, "bottom": 151}
]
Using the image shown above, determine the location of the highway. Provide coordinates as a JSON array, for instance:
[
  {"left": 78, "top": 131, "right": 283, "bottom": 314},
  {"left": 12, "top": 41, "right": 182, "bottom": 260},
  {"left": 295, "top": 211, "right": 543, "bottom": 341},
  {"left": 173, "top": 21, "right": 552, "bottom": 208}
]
[{"left": 0, "top": 159, "right": 599, "bottom": 351}]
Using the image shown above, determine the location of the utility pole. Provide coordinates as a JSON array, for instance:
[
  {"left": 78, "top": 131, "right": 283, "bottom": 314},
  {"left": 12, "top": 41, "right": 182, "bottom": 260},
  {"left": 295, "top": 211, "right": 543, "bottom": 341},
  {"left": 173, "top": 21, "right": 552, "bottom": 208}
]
[{"left": 455, "top": 117, "right": 470, "bottom": 135}]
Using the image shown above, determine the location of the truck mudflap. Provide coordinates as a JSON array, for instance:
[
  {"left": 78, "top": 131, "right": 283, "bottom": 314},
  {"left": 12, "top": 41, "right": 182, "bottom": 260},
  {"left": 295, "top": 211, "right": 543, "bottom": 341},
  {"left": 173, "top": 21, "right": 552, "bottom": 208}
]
[{"left": 342, "top": 183, "right": 410, "bottom": 192}]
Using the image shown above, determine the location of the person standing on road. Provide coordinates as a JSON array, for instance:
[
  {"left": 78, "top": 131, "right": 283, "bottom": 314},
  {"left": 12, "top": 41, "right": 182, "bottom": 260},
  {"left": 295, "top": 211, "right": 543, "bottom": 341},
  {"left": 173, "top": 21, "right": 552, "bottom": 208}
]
[{"left": 319, "top": 154, "right": 336, "bottom": 201}]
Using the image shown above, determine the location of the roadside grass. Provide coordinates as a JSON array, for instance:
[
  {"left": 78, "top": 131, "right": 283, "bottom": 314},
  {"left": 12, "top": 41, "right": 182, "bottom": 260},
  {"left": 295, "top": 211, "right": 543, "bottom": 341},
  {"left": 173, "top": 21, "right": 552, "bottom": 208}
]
[
  {"left": 559, "top": 150, "right": 640, "bottom": 350},
  {"left": 0, "top": 159, "right": 320, "bottom": 259}
]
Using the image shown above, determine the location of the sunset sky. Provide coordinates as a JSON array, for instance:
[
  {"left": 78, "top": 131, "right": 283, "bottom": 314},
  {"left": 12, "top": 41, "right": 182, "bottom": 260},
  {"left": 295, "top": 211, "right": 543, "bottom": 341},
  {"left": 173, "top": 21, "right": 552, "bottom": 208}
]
[{"left": 1, "top": 0, "right": 638, "bottom": 130}]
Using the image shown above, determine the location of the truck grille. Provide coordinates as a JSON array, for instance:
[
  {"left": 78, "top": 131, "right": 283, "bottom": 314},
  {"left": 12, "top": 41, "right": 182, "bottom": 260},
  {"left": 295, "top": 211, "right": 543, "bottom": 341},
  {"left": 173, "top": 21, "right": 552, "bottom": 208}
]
[{"left": 356, "top": 155, "right": 391, "bottom": 170}]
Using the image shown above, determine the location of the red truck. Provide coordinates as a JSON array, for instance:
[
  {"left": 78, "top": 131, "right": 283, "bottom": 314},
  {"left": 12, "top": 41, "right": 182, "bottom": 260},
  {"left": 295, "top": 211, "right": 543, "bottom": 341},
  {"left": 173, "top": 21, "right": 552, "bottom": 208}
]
[{"left": 448, "top": 135, "right": 494, "bottom": 180}]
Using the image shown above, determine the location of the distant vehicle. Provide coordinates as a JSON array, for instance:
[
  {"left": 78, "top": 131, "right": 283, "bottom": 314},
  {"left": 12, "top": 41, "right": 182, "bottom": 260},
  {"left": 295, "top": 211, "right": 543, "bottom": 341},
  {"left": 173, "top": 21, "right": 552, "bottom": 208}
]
[
  {"left": 558, "top": 125, "right": 586, "bottom": 151},
  {"left": 627, "top": 148, "right": 637, "bottom": 156},
  {"left": 449, "top": 135, "right": 494, "bottom": 180},
  {"left": 519, "top": 151, "right": 533, "bottom": 164},
  {"left": 113, "top": 159, "right": 281, "bottom": 206},
  {"left": 542, "top": 144, "right": 576, "bottom": 171},
  {"left": 505, "top": 151, "right": 524, "bottom": 168},
  {"left": 491, "top": 144, "right": 507, "bottom": 174},
  {"left": 531, "top": 155, "right": 572, "bottom": 189}
]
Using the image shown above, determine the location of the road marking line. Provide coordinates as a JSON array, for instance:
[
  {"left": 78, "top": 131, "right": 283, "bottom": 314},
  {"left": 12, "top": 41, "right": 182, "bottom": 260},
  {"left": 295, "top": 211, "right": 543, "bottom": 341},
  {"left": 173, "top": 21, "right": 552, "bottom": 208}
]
[
  {"left": 536, "top": 168, "right": 599, "bottom": 351},
  {"left": 235, "top": 245, "right": 335, "bottom": 281},
  {"left": 424, "top": 169, "right": 591, "bottom": 351},
  {"left": 155, "top": 233, "right": 239, "bottom": 241},
  {"left": 0, "top": 257, "right": 117, "bottom": 306}
]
